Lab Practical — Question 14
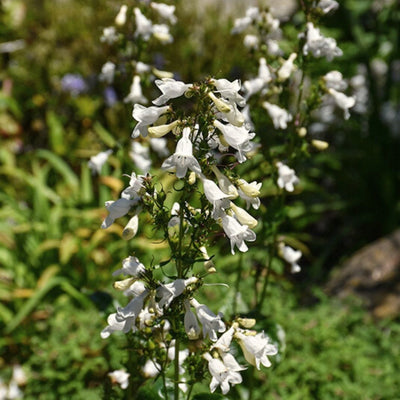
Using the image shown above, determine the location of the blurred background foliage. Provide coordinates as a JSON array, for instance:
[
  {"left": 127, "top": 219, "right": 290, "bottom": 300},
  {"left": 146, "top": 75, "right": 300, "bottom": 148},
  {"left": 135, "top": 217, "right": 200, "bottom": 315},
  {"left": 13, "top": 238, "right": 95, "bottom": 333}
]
[{"left": 0, "top": 0, "right": 399, "bottom": 398}]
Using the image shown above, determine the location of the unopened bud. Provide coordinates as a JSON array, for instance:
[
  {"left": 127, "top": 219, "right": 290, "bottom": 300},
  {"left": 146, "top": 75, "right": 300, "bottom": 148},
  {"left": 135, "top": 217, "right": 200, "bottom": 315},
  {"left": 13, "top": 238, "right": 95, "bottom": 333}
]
[
  {"left": 208, "top": 92, "right": 232, "bottom": 113},
  {"left": 230, "top": 203, "right": 258, "bottom": 228},
  {"left": 311, "top": 139, "right": 329, "bottom": 150},
  {"left": 188, "top": 171, "right": 196, "bottom": 185},
  {"left": 237, "top": 317, "right": 256, "bottom": 328},
  {"left": 152, "top": 68, "right": 174, "bottom": 79},
  {"left": 113, "top": 278, "right": 136, "bottom": 291},
  {"left": 115, "top": 4, "right": 128, "bottom": 26},
  {"left": 148, "top": 120, "right": 180, "bottom": 138},
  {"left": 297, "top": 127, "right": 307, "bottom": 137},
  {"left": 237, "top": 179, "right": 261, "bottom": 197},
  {"left": 122, "top": 215, "right": 139, "bottom": 240}
]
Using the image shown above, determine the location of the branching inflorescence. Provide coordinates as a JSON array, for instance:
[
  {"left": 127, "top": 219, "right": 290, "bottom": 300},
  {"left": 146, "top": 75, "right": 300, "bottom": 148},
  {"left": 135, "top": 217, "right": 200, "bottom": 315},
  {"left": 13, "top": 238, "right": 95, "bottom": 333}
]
[{"left": 100, "top": 76, "right": 276, "bottom": 397}]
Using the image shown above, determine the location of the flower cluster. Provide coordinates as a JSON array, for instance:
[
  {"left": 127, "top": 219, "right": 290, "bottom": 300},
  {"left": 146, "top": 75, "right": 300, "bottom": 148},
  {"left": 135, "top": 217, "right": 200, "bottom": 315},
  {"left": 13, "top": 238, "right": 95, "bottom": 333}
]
[{"left": 99, "top": 77, "right": 278, "bottom": 395}]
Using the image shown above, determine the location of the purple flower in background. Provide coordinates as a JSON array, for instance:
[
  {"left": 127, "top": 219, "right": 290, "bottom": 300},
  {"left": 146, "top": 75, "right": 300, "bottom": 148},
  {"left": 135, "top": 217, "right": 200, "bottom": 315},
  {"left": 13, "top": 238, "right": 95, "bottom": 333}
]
[
  {"left": 61, "top": 73, "right": 88, "bottom": 96},
  {"left": 104, "top": 86, "right": 118, "bottom": 107}
]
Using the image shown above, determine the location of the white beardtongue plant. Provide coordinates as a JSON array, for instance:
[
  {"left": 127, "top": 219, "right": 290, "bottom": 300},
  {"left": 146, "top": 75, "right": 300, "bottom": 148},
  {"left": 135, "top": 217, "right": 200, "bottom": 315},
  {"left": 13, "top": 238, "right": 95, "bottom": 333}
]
[
  {"left": 100, "top": 77, "right": 277, "bottom": 399},
  {"left": 96, "top": 1, "right": 356, "bottom": 399}
]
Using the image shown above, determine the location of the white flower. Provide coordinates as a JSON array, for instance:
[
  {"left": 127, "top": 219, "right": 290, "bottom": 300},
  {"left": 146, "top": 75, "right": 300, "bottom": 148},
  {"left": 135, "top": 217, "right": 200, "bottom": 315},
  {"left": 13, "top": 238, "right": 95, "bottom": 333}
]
[
  {"left": 161, "top": 127, "right": 202, "bottom": 178},
  {"left": 212, "top": 326, "right": 235, "bottom": 353},
  {"left": 108, "top": 369, "right": 130, "bottom": 389},
  {"left": 157, "top": 277, "right": 198, "bottom": 309},
  {"left": 130, "top": 141, "right": 151, "bottom": 173},
  {"left": 203, "top": 353, "right": 243, "bottom": 395},
  {"left": 276, "top": 161, "right": 299, "bottom": 192},
  {"left": 152, "top": 24, "right": 173, "bottom": 44},
  {"left": 237, "top": 179, "right": 262, "bottom": 210},
  {"left": 134, "top": 8, "right": 153, "bottom": 40},
  {"left": 323, "top": 71, "right": 348, "bottom": 91},
  {"left": 213, "top": 120, "right": 255, "bottom": 163},
  {"left": 229, "top": 203, "right": 258, "bottom": 229},
  {"left": 213, "top": 79, "right": 246, "bottom": 107},
  {"left": 101, "top": 311, "right": 135, "bottom": 338},
  {"left": 243, "top": 34, "right": 259, "bottom": 50},
  {"left": 184, "top": 299, "right": 201, "bottom": 339},
  {"left": 115, "top": 5, "right": 128, "bottom": 26},
  {"left": 88, "top": 149, "right": 112, "bottom": 174},
  {"left": 150, "top": 2, "right": 177, "bottom": 24},
  {"left": 280, "top": 243, "right": 302, "bottom": 273},
  {"left": 262, "top": 102, "right": 293, "bottom": 129},
  {"left": 149, "top": 137, "right": 169, "bottom": 157},
  {"left": 152, "top": 78, "right": 191, "bottom": 106},
  {"left": 317, "top": 0, "right": 339, "bottom": 14},
  {"left": 231, "top": 16, "right": 252, "bottom": 34},
  {"left": 235, "top": 331, "right": 278, "bottom": 369},
  {"left": 277, "top": 53, "right": 297, "bottom": 82},
  {"left": 303, "top": 22, "right": 343, "bottom": 61},
  {"left": 135, "top": 61, "right": 151, "bottom": 74},
  {"left": 202, "top": 178, "right": 231, "bottom": 219},
  {"left": 101, "top": 198, "right": 135, "bottom": 229},
  {"left": 328, "top": 88, "right": 356, "bottom": 120},
  {"left": 113, "top": 256, "right": 146, "bottom": 277},
  {"left": 11, "top": 365, "right": 27, "bottom": 386},
  {"left": 100, "top": 26, "right": 119, "bottom": 44},
  {"left": 124, "top": 75, "right": 148, "bottom": 104},
  {"left": 121, "top": 172, "right": 145, "bottom": 199},
  {"left": 142, "top": 360, "right": 161, "bottom": 378},
  {"left": 221, "top": 214, "right": 256, "bottom": 255},
  {"left": 116, "top": 288, "right": 149, "bottom": 321},
  {"left": 132, "top": 104, "right": 170, "bottom": 138},
  {"left": 243, "top": 58, "right": 271, "bottom": 99},
  {"left": 100, "top": 61, "right": 116, "bottom": 84},
  {"left": 191, "top": 299, "right": 226, "bottom": 341},
  {"left": 210, "top": 165, "right": 238, "bottom": 199}
]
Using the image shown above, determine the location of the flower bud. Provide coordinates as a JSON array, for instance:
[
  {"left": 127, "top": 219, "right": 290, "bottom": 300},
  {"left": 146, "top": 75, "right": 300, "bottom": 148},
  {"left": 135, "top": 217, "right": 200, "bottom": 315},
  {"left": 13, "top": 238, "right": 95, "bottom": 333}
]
[
  {"left": 188, "top": 171, "right": 196, "bottom": 185},
  {"left": 208, "top": 92, "right": 232, "bottom": 113},
  {"left": 311, "top": 139, "right": 329, "bottom": 150},
  {"left": 200, "top": 246, "right": 216, "bottom": 273},
  {"left": 113, "top": 278, "right": 136, "bottom": 291},
  {"left": 237, "top": 179, "right": 261, "bottom": 197},
  {"left": 152, "top": 68, "right": 174, "bottom": 79},
  {"left": 115, "top": 5, "right": 128, "bottom": 26},
  {"left": 230, "top": 202, "right": 258, "bottom": 228},
  {"left": 237, "top": 317, "right": 256, "bottom": 328},
  {"left": 148, "top": 120, "right": 180, "bottom": 138},
  {"left": 297, "top": 127, "right": 307, "bottom": 137},
  {"left": 122, "top": 215, "right": 139, "bottom": 240},
  {"left": 210, "top": 165, "right": 238, "bottom": 199}
]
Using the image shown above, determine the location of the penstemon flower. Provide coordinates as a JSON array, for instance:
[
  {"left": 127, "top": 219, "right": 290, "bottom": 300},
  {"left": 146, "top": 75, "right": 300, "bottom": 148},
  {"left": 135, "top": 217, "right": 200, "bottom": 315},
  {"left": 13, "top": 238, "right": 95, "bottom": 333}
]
[{"left": 98, "top": 76, "right": 278, "bottom": 398}]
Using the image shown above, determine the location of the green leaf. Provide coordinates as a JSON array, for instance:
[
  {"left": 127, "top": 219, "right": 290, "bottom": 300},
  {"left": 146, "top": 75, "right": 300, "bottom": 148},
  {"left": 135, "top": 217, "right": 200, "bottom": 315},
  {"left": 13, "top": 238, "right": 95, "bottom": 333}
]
[
  {"left": 93, "top": 121, "right": 117, "bottom": 148},
  {"left": 36, "top": 149, "right": 79, "bottom": 190},
  {"left": 46, "top": 110, "right": 66, "bottom": 155}
]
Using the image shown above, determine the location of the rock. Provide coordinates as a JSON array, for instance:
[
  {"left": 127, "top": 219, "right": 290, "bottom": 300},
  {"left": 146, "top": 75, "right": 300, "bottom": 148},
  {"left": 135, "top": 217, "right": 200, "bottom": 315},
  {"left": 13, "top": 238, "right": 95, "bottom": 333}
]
[{"left": 325, "top": 229, "right": 400, "bottom": 318}]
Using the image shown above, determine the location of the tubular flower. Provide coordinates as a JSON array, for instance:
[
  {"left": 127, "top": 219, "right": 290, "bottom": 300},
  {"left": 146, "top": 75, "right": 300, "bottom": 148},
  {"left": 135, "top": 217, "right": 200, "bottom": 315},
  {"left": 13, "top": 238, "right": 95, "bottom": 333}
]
[
  {"left": 202, "top": 178, "right": 231, "bottom": 219},
  {"left": 184, "top": 299, "right": 201, "bottom": 339},
  {"left": 280, "top": 243, "right": 302, "bottom": 273},
  {"left": 161, "top": 127, "right": 202, "bottom": 178},
  {"left": 276, "top": 162, "right": 299, "bottom": 192},
  {"left": 235, "top": 330, "right": 278, "bottom": 370},
  {"left": 113, "top": 256, "right": 146, "bottom": 277},
  {"left": 101, "top": 198, "right": 135, "bottom": 229},
  {"left": 221, "top": 214, "right": 256, "bottom": 255},
  {"left": 132, "top": 104, "right": 170, "bottom": 138},
  {"left": 156, "top": 277, "right": 198, "bottom": 309},
  {"left": 262, "top": 102, "right": 293, "bottom": 130},
  {"left": 328, "top": 88, "right": 356, "bottom": 120},
  {"left": 191, "top": 299, "right": 226, "bottom": 341},
  {"left": 124, "top": 75, "right": 148, "bottom": 104},
  {"left": 203, "top": 352, "right": 244, "bottom": 395},
  {"left": 152, "top": 78, "right": 191, "bottom": 106}
]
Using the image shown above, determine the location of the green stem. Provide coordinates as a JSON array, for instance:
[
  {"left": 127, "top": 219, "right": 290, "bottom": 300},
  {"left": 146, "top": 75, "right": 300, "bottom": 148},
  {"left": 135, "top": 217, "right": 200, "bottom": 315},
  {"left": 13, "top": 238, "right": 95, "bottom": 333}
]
[
  {"left": 257, "top": 240, "right": 275, "bottom": 310},
  {"left": 174, "top": 336, "right": 180, "bottom": 400},
  {"left": 233, "top": 253, "right": 244, "bottom": 315}
]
